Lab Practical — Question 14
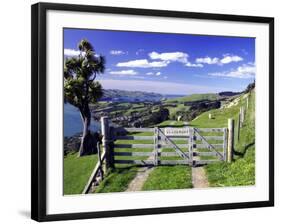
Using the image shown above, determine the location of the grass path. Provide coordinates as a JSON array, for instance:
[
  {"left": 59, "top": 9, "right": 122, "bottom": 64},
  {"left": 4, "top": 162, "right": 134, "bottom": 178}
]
[
  {"left": 125, "top": 166, "right": 154, "bottom": 192},
  {"left": 192, "top": 165, "right": 209, "bottom": 188},
  {"left": 125, "top": 150, "right": 156, "bottom": 192},
  {"left": 126, "top": 139, "right": 164, "bottom": 192}
]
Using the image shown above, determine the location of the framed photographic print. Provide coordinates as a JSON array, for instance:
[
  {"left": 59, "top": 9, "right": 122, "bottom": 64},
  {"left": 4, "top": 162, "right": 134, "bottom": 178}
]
[{"left": 31, "top": 2, "right": 274, "bottom": 222}]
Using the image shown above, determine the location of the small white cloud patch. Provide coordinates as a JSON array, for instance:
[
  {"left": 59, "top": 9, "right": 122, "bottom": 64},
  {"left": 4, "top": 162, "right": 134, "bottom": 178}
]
[
  {"left": 220, "top": 55, "right": 243, "bottom": 64},
  {"left": 149, "top": 51, "right": 188, "bottom": 63},
  {"left": 185, "top": 62, "right": 203, "bottom": 67},
  {"left": 146, "top": 71, "right": 161, "bottom": 76},
  {"left": 208, "top": 64, "right": 255, "bottom": 79},
  {"left": 64, "top": 49, "right": 82, "bottom": 57},
  {"left": 149, "top": 51, "right": 203, "bottom": 68},
  {"left": 196, "top": 55, "right": 243, "bottom": 65},
  {"left": 110, "top": 50, "right": 126, "bottom": 55},
  {"left": 116, "top": 59, "right": 169, "bottom": 68},
  {"left": 109, "top": 70, "right": 138, "bottom": 75}
]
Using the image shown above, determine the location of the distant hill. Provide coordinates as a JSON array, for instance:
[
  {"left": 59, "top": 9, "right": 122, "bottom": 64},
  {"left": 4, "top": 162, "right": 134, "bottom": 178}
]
[
  {"left": 101, "top": 89, "right": 163, "bottom": 102},
  {"left": 100, "top": 90, "right": 239, "bottom": 104},
  {"left": 218, "top": 91, "right": 241, "bottom": 97},
  {"left": 165, "top": 93, "right": 219, "bottom": 103}
]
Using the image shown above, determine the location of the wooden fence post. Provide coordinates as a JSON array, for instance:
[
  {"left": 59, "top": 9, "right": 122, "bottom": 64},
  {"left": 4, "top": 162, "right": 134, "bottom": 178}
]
[
  {"left": 101, "top": 116, "right": 113, "bottom": 173},
  {"left": 97, "top": 142, "right": 103, "bottom": 180},
  {"left": 237, "top": 112, "right": 240, "bottom": 142},
  {"left": 189, "top": 127, "right": 194, "bottom": 166},
  {"left": 154, "top": 127, "right": 159, "bottom": 166},
  {"left": 240, "top": 106, "right": 245, "bottom": 126},
  {"left": 227, "top": 118, "right": 234, "bottom": 163},
  {"left": 109, "top": 127, "right": 115, "bottom": 169},
  {"left": 223, "top": 128, "right": 228, "bottom": 161}
]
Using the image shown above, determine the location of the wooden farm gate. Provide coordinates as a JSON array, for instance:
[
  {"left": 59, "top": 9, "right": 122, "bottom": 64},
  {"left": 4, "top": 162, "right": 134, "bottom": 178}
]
[
  {"left": 113, "top": 126, "right": 228, "bottom": 166},
  {"left": 83, "top": 117, "right": 234, "bottom": 193}
]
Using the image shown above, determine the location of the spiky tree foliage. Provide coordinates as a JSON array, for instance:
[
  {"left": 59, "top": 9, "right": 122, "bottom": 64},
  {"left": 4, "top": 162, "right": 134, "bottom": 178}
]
[{"left": 64, "top": 39, "right": 105, "bottom": 156}]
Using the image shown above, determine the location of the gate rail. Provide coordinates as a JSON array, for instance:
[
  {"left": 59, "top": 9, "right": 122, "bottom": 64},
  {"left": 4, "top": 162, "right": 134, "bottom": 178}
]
[{"left": 113, "top": 124, "right": 231, "bottom": 166}]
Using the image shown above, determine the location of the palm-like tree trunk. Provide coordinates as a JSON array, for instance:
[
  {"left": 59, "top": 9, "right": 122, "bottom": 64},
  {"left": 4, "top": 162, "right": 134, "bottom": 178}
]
[{"left": 78, "top": 104, "right": 93, "bottom": 156}]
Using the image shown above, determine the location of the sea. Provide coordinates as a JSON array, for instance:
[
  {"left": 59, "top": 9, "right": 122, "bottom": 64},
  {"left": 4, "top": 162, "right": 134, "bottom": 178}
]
[{"left": 64, "top": 103, "right": 100, "bottom": 137}]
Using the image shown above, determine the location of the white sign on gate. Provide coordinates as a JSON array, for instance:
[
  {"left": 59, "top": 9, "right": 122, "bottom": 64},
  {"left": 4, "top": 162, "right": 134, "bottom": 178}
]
[{"left": 164, "top": 127, "right": 189, "bottom": 136}]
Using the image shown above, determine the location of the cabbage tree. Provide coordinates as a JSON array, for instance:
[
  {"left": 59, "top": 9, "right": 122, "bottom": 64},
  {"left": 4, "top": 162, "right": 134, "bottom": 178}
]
[{"left": 64, "top": 39, "right": 105, "bottom": 156}]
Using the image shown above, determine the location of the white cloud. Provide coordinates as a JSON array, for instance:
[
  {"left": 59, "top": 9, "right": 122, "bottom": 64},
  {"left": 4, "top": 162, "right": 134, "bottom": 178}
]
[
  {"left": 64, "top": 48, "right": 101, "bottom": 58},
  {"left": 149, "top": 51, "right": 203, "bottom": 68},
  {"left": 208, "top": 64, "right": 255, "bottom": 79},
  {"left": 196, "top": 55, "right": 243, "bottom": 65},
  {"left": 109, "top": 70, "right": 138, "bottom": 75},
  {"left": 98, "top": 79, "right": 233, "bottom": 95},
  {"left": 220, "top": 55, "right": 243, "bottom": 64},
  {"left": 146, "top": 71, "right": 161, "bottom": 76},
  {"left": 196, "top": 57, "right": 220, "bottom": 65},
  {"left": 116, "top": 59, "right": 169, "bottom": 68},
  {"left": 149, "top": 51, "right": 188, "bottom": 63},
  {"left": 110, "top": 50, "right": 126, "bottom": 55},
  {"left": 185, "top": 62, "right": 203, "bottom": 68},
  {"left": 64, "top": 49, "right": 81, "bottom": 57}
]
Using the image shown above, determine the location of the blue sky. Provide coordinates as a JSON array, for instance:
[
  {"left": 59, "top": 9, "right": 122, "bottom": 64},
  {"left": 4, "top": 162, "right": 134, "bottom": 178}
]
[{"left": 64, "top": 28, "right": 255, "bottom": 95}]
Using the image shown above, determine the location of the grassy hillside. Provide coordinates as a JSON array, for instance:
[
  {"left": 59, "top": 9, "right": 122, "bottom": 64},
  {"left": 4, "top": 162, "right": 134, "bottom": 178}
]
[
  {"left": 165, "top": 93, "right": 218, "bottom": 103},
  {"left": 190, "top": 90, "right": 255, "bottom": 187},
  {"left": 164, "top": 104, "right": 190, "bottom": 119},
  {"left": 64, "top": 153, "right": 98, "bottom": 194}
]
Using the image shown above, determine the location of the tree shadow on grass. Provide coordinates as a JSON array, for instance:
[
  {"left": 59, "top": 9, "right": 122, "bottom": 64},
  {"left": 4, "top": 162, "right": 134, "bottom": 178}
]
[{"left": 234, "top": 141, "right": 255, "bottom": 159}]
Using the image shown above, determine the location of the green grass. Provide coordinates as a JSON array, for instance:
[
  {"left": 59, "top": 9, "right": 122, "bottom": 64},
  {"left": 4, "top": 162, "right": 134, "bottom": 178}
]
[
  {"left": 94, "top": 166, "right": 139, "bottom": 193},
  {"left": 63, "top": 152, "right": 98, "bottom": 195},
  {"left": 156, "top": 120, "right": 185, "bottom": 127},
  {"left": 142, "top": 166, "right": 192, "bottom": 190},
  {"left": 165, "top": 93, "right": 218, "bottom": 103},
  {"left": 124, "top": 107, "right": 147, "bottom": 116},
  {"left": 165, "top": 104, "right": 190, "bottom": 118},
  {"left": 190, "top": 107, "right": 240, "bottom": 128},
  {"left": 205, "top": 149, "right": 254, "bottom": 187},
  {"left": 193, "top": 91, "right": 255, "bottom": 187}
]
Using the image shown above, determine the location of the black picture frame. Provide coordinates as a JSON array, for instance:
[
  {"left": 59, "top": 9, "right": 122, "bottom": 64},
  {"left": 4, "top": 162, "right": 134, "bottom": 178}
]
[{"left": 31, "top": 2, "right": 274, "bottom": 222}]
